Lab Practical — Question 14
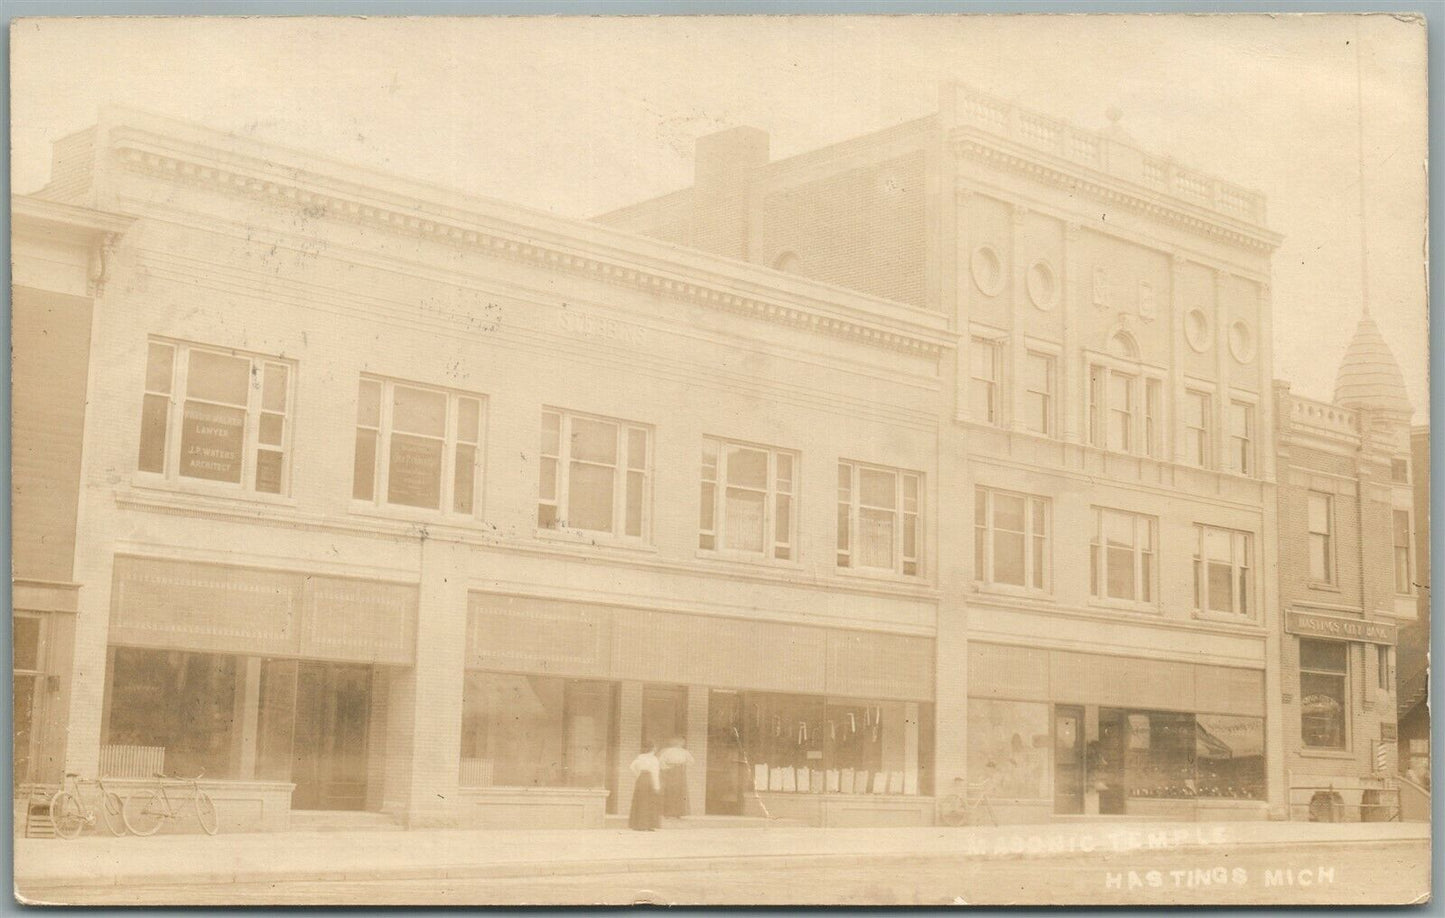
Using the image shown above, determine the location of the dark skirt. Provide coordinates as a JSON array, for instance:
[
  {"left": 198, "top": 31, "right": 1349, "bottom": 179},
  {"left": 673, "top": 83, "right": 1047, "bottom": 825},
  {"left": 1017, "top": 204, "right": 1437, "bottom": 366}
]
[
  {"left": 628, "top": 772, "right": 661, "bottom": 830},
  {"left": 661, "top": 765, "right": 688, "bottom": 818}
]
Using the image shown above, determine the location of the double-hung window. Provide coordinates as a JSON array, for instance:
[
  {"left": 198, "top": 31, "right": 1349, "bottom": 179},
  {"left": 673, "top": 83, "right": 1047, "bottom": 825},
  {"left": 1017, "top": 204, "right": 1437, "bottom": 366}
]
[
  {"left": 1090, "top": 508, "right": 1156, "bottom": 605},
  {"left": 1193, "top": 526, "right": 1252, "bottom": 617},
  {"left": 1300, "top": 639, "right": 1347, "bottom": 749},
  {"left": 1183, "top": 389, "right": 1213, "bottom": 468},
  {"left": 970, "top": 337, "right": 1002, "bottom": 426},
  {"left": 1307, "top": 492, "right": 1334, "bottom": 584},
  {"left": 1022, "top": 351, "right": 1056, "bottom": 437},
  {"left": 537, "top": 410, "right": 651, "bottom": 539},
  {"left": 1393, "top": 509, "right": 1413, "bottom": 594},
  {"left": 1228, "top": 400, "right": 1254, "bottom": 475},
  {"left": 975, "top": 488, "right": 1049, "bottom": 591},
  {"left": 700, "top": 438, "right": 798, "bottom": 560},
  {"left": 138, "top": 339, "right": 294, "bottom": 495},
  {"left": 837, "top": 462, "right": 921, "bottom": 576},
  {"left": 353, "top": 377, "right": 482, "bottom": 514}
]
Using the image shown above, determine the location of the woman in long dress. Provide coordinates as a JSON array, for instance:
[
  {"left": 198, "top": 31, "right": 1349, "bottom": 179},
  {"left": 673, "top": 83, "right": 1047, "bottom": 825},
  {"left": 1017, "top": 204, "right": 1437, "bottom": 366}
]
[
  {"left": 628, "top": 743, "right": 662, "bottom": 831},
  {"left": 659, "top": 736, "right": 695, "bottom": 818}
]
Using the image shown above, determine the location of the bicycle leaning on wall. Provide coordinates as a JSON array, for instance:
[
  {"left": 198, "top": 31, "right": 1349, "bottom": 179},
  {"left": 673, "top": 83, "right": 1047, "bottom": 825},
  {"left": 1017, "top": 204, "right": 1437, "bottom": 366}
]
[
  {"left": 122, "top": 770, "right": 220, "bottom": 836},
  {"left": 49, "top": 772, "right": 127, "bottom": 838}
]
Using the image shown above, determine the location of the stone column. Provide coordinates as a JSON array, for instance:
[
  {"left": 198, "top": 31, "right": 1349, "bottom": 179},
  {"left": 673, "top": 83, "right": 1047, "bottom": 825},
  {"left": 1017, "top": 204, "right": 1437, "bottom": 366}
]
[
  {"left": 685, "top": 685, "right": 709, "bottom": 818},
  {"left": 615, "top": 681, "right": 644, "bottom": 817},
  {"left": 1061, "top": 223, "right": 1083, "bottom": 444},
  {"left": 1008, "top": 205, "right": 1029, "bottom": 431},
  {"left": 1214, "top": 270, "right": 1232, "bottom": 471}
]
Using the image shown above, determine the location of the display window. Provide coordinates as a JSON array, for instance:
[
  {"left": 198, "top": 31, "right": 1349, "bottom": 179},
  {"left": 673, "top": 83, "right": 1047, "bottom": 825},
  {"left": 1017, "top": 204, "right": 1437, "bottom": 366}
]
[
  {"left": 966, "top": 699, "right": 1051, "bottom": 799},
  {"left": 733, "top": 691, "right": 933, "bottom": 796},
  {"left": 459, "top": 673, "right": 618, "bottom": 793}
]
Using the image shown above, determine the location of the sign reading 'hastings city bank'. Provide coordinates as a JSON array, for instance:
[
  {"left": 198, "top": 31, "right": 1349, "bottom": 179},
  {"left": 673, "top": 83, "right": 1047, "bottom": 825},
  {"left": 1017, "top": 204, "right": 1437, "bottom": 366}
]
[{"left": 1285, "top": 611, "right": 1397, "bottom": 645}]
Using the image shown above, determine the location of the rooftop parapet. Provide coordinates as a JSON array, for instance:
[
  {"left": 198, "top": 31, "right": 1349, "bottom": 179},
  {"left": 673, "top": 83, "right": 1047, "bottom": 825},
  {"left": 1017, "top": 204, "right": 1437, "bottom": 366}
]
[{"left": 947, "top": 83, "right": 1268, "bottom": 227}]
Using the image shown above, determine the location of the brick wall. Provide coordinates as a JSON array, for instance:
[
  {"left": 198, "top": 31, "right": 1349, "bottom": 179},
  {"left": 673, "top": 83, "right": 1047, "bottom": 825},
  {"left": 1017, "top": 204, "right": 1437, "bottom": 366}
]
[
  {"left": 754, "top": 152, "right": 927, "bottom": 307},
  {"left": 12, "top": 286, "right": 92, "bottom": 583}
]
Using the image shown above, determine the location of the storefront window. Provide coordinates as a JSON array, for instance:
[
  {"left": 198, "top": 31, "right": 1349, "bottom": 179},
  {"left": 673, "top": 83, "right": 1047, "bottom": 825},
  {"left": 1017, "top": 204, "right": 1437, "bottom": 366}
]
[
  {"left": 1194, "top": 715, "right": 1265, "bottom": 799},
  {"left": 736, "top": 692, "right": 933, "bottom": 796},
  {"left": 1300, "top": 639, "right": 1348, "bottom": 748},
  {"left": 103, "top": 648, "right": 239, "bottom": 779},
  {"left": 459, "top": 673, "right": 617, "bottom": 790},
  {"left": 966, "top": 699, "right": 1051, "bottom": 799}
]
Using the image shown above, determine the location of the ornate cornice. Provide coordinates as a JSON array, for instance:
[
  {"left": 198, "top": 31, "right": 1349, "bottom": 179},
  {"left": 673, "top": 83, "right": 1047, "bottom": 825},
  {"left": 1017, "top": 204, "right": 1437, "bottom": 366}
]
[
  {"left": 952, "top": 131, "right": 1282, "bottom": 255},
  {"left": 111, "top": 143, "right": 949, "bottom": 360}
]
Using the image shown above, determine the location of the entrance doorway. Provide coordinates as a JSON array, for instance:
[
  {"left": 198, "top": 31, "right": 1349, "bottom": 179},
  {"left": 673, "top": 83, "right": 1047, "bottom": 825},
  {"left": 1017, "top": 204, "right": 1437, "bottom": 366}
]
[
  {"left": 1054, "top": 705, "right": 1084, "bottom": 815},
  {"left": 705, "top": 689, "right": 746, "bottom": 815},
  {"left": 641, "top": 684, "right": 686, "bottom": 751},
  {"left": 291, "top": 663, "right": 372, "bottom": 810}
]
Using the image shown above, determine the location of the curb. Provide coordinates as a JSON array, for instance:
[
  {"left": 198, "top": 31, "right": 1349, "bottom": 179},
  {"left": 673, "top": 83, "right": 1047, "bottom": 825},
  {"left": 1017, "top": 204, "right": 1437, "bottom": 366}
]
[{"left": 16, "top": 834, "right": 1429, "bottom": 891}]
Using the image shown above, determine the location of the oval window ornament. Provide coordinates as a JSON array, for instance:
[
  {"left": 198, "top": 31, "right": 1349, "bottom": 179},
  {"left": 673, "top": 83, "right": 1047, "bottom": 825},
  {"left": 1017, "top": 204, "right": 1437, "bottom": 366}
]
[
  {"left": 1229, "top": 320, "right": 1257, "bottom": 363},
  {"left": 971, "top": 245, "right": 1005, "bottom": 296},
  {"left": 1026, "top": 259, "right": 1057, "bottom": 310},
  {"left": 1185, "top": 308, "right": 1212, "bottom": 353}
]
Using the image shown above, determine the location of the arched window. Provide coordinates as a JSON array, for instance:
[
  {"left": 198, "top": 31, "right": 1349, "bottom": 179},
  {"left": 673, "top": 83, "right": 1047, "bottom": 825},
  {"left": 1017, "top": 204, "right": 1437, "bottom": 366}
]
[
  {"left": 772, "top": 251, "right": 802, "bottom": 273},
  {"left": 1109, "top": 329, "right": 1140, "bottom": 361}
]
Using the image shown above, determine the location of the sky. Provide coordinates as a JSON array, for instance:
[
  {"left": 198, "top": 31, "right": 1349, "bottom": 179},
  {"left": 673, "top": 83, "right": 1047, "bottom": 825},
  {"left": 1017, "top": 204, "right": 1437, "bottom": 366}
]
[{"left": 11, "top": 15, "right": 1429, "bottom": 418}]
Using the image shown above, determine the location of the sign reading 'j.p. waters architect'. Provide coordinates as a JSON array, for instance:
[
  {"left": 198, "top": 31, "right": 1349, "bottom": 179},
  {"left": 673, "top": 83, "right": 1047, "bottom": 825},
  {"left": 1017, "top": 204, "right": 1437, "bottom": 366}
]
[{"left": 1285, "top": 611, "right": 1397, "bottom": 645}]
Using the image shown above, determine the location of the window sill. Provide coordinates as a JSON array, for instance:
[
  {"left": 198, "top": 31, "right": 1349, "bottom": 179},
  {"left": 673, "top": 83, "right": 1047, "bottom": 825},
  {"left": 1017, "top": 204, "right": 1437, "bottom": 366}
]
[
  {"left": 1088, "top": 599, "right": 1162, "bottom": 615},
  {"left": 349, "top": 500, "right": 479, "bottom": 528},
  {"left": 695, "top": 550, "right": 803, "bottom": 572},
  {"left": 974, "top": 581, "right": 1052, "bottom": 601},
  {"left": 836, "top": 566, "right": 927, "bottom": 587},
  {"left": 1306, "top": 582, "right": 1343, "bottom": 594},
  {"left": 129, "top": 475, "right": 298, "bottom": 508},
  {"left": 1296, "top": 748, "right": 1356, "bottom": 760},
  {"left": 1193, "top": 609, "right": 1260, "bottom": 627},
  {"left": 535, "top": 528, "right": 658, "bottom": 554}
]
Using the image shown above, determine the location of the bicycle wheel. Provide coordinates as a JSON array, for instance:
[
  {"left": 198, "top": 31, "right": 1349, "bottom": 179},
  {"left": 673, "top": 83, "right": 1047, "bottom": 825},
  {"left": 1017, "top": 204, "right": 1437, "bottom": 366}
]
[
  {"left": 99, "top": 791, "right": 127, "bottom": 836},
  {"left": 937, "top": 794, "right": 968, "bottom": 827},
  {"left": 194, "top": 792, "right": 219, "bottom": 836},
  {"left": 123, "top": 789, "right": 166, "bottom": 837},
  {"left": 50, "top": 791, "right": 85, "bottom": 839}
]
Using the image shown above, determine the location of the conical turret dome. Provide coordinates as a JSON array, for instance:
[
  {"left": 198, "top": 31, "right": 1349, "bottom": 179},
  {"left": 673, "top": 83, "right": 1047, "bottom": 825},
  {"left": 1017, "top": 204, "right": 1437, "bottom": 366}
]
[{"left": 1333, "top": 310, "right": 1412, "bottom": 417}]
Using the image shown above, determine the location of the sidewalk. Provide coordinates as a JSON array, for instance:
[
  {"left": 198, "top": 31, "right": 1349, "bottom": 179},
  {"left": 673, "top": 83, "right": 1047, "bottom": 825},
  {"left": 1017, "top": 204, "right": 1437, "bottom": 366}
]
[{"left": 15, "top": 819, "right": 1428, "bottom": 892}]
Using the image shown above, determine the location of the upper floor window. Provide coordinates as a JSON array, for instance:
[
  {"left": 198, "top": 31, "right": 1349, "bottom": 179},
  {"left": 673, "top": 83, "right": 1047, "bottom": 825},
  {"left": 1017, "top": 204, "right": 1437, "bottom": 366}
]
[
  {"left": 1300, "top": 639, "right": 1347, "bottom": 749},
  {"left": 1022, "top": 351, "right": 1056, "bottom": 437},
  {"left": 1228, "top": 400, "right": 1254, "bottom": 476},
  {"left": 975, "top": 488, "right": 1049, "bottom": 591},
  {"left": 700, "top": 438, "right": 798, "bottom": 561},
  {"left": 1393, "top": 509, "right": 1413, "bottom": 594},
  {"left": 837, "top": 462, "right": 921, "bottom": 576},
  {"left": 538, "top": 410, "right": 651, "bottom": 539},
  {"left": 138, "top": 340, "right": 294, "bottom": 495},
  {"left": 1391, "top": 458, "right": 1410, "bottom": 483},
  {"left": 1090, "top": 508, "right": 1156, "bottom": 606},
  {"left": 1183, "top": 389, "right": 1213, "bottom": 468},
  {"left": 1088, "top": 364, "right": 1162, "bottom": 458},
  {"left": 1307, "top": 492, "right": 1334, "bottom": 584},
  {"left": 353, "top": 377, "right": 482, "bottom": 515},
  {"left": 970, "top": 337, "right": 1003, "bottom": 426},
  {"left": 1193, "top": 526, "right": 1252, "bottom": 617}
]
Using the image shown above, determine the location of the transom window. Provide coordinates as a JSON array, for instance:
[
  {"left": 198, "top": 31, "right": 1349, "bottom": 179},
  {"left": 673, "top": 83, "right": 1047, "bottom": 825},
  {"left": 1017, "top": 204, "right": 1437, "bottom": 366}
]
[
  {"left": 1090, "top": 508, "right": 1156, "bottom": 605},
  {"left": 538, "top": 410, "right": 651, "bottom": 539},
  {"left": 837, "top": 462, "right": 921, "bottom": 576},
  {"left": 138, "top": 339, "right": 294, "bottom": 494},
  {"left": 974, "top": 488, "right": 1049, "bottom": 591},
  {"left": 1193, "top": 526, "right": 1252, "bottom": 617},
  {"left": 1300, "top": 639, "right": 1347, "bottom": 749},
  {"left": 353, "top": 377, "right": 483, "bottom": 514},
  {"left": 1183, "top": 389, "right": 1213, "bottom": 468},
  {"left": 970, "top": 337, "right": 1003, "bottom": 426},
  {"left": 700, "top": 438, "right": 798, "bottom": 560},
  {"left": 1307, "top": 492, "right": 1334, "bottom": 584},
  {"left": 1088, "top": 363, "right": 1162, "bottom": 458},
  {"left": 1022, "top": 351, "right": 1056, "bottom": 437}
]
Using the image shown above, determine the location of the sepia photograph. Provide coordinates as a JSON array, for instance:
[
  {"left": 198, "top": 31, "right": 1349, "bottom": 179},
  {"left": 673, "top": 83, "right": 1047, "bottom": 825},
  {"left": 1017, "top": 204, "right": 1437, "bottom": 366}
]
[{"left": 8, "top": 12, "right": 1431, "bottom": 906}]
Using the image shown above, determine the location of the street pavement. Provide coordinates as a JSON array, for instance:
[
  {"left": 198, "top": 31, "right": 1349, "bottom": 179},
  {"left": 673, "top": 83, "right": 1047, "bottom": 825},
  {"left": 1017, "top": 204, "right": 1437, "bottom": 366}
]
[{"left": 15, "top": 819, "right": 1431, "bottom": 906}]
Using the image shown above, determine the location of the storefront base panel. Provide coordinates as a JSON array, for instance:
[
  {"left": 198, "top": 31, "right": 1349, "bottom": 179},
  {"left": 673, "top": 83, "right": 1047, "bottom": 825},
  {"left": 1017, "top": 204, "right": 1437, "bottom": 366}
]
[
  {"left": 452, "top": 787, "right": 610, "bottom": 829},
  {"left": 103, "top": 779, "right": 295, "bottom": 834},
  {"left": 1287, "top": 771, "right": 1399, "bottom": 823},
  {"left": 744, "top": 793, "right": 935, "bottom": 827}
]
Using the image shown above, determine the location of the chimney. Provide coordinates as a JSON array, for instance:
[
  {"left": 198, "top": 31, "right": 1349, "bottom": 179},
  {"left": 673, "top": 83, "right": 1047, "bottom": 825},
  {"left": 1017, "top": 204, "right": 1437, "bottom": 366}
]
[{"left": 690, "top": 126, "right": 769, "bottom": 260}]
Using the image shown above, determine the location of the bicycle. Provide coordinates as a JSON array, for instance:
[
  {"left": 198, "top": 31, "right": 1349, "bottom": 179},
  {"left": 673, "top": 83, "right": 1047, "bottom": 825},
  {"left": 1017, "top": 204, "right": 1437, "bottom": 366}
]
[
  {"left": 49, "top": 772, "right": 127, "bottom": 839},
  {"left": 936, "top": 774, "right": 998, "bottom": 827},
  {"left": 122, "top": 770, "right": 219, "bottom": 836}
]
